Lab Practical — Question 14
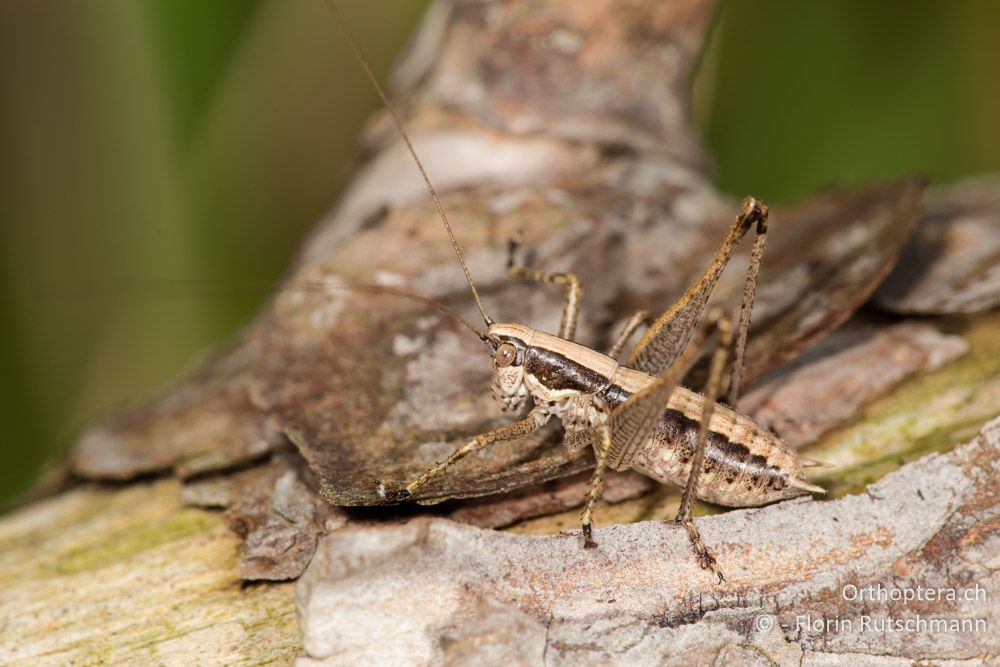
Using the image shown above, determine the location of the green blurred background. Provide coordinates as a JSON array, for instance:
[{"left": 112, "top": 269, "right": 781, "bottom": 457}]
[{"left": 1, "top": 0, "right": 998, "bottom": 507}]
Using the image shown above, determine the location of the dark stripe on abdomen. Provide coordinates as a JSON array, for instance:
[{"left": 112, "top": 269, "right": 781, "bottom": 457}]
[
  {"left": 656, "top": 410, "right": 763, "bottom": 470},
  {"left": 602, "top": 382, "right": 786, "bottom": 500}
]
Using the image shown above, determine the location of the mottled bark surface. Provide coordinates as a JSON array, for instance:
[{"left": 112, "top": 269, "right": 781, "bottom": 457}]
[
  {"left": 875, "top": 175, "right": 1000, "bottom": 315},
  {"left": 68, "top": 0, "right": 924, "bottom": 541},
  {"left": 4, "top": 0, "right": 1000, "bottom": 664},
  {"left": 739, "top": 319, "right": 969, "bottom": 449},
  {"left": 296, "top": 419, "right": 1000, "bottom": 667},
  {"left": 0, "top": 480, "right": 300, "bottom": 665}
]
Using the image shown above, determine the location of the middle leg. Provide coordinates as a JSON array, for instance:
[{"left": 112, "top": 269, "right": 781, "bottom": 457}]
[
  {"left": 607, "top": 310, "right": 650, "bottom": 360},
  {"left": 507, "top": 233, "right": 583, "bottom": 341}
]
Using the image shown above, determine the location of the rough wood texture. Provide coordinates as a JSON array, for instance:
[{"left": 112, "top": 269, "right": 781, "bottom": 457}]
[
  {"left": 66, "top": 0, "right": 923, "bottom": 583},
  {"left": 739, "top": 319, "right": 969, "bottom": 449},
  {"left": 875, "top": 175, "right": 1000, "bottom": 315},
  {"left": 0, "top": 480, "right": 299, "bottom": 665},
  {"left": 4, "top": 0, "right": 1000, "bottom": 663},
  {"left": 3, "top": 312, "right": 998, "bottom": 664},
  {"left": 296, "top": 418, "right": 1000, "bottom": 666}
]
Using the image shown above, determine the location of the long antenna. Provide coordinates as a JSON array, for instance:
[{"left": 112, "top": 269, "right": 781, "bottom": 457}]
[{"left": 326, "top": 0, "right": 494, "bottom": 328}]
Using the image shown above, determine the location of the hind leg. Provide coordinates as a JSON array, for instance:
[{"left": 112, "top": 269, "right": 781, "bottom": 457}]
[{"left": 673, "top": 308, "right": 734, "bottom": 583}]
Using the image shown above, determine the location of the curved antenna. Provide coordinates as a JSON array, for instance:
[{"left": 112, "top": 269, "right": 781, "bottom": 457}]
[{"left": 326, "top": 0, "right": 494, "bottom": 328}]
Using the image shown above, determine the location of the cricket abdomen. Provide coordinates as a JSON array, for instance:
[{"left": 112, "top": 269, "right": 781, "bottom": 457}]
[{"left": 605, "top": 375, "right": 822, "bottom": 506}]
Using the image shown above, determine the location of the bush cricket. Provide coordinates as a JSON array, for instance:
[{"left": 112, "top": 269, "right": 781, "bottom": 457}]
[{"left": 329, "top": 1, "right": 825, "bottom": 581}]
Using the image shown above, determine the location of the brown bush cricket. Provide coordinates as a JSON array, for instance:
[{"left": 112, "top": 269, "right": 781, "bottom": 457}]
[{"left": 329, "top": 1, "right": 825, "bottom": 581}]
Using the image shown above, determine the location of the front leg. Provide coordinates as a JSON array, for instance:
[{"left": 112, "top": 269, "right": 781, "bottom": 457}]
[
  {"left": 580, "top": 420, "right": 612, "bottom": 548},
  {"left": 376, "top": 408, "right": 550, "bottom": 502}
]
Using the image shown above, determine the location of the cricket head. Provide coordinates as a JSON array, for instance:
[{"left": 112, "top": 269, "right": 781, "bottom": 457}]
[{"left": 486, "top": 322, "right": 535, "bottom": 412}]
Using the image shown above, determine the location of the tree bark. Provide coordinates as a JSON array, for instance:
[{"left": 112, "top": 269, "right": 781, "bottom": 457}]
[
  {"left": 0, "top": 479, "right": 300, "bottom": 665},
  {"left": 4, "top": 1, "right": 1000, "bottom": 664}
]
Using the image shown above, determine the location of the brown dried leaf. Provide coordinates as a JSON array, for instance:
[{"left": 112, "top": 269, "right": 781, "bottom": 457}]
[{"left": 874, "top": 175, "right": 1000, "bottom": 315}]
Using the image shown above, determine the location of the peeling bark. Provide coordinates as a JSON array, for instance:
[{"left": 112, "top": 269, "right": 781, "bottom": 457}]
[
  {"left": 296, "top": 419, "right": 1000, "bottom": 666},
  {"left": 60, "top": 0, "right": 981, "bottom": 585},
  {"left": 4, "top": 0, "right": 998, "bottom": 662},
  {"left": 71, "top": 340, "right": 282, "bottom": 481},
  {"left": 740, "top": 319, "right": 969, "bottom": 448},
  {"left": 875, "top": 176, "right": 1000, "bottom": 315}
]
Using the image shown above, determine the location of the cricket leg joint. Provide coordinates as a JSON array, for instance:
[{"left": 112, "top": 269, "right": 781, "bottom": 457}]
[
  {"left": 738, "top": 196, "right": 769, "bottom": 233},
  {"left": 506, "top": 233, "right": 582, "bottom": 341},
  {"left": 376, "top": 409, "right": 549, "bottom": 503}
]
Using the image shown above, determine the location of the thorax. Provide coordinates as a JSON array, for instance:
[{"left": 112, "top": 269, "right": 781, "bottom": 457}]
[{"left": 519, "top": 330, "right": 620, "bottom": 403}]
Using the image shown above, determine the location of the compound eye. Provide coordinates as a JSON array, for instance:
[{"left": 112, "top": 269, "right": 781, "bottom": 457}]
[{"left": 496, "top": 342, "right": 517, "bottom": 368}]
